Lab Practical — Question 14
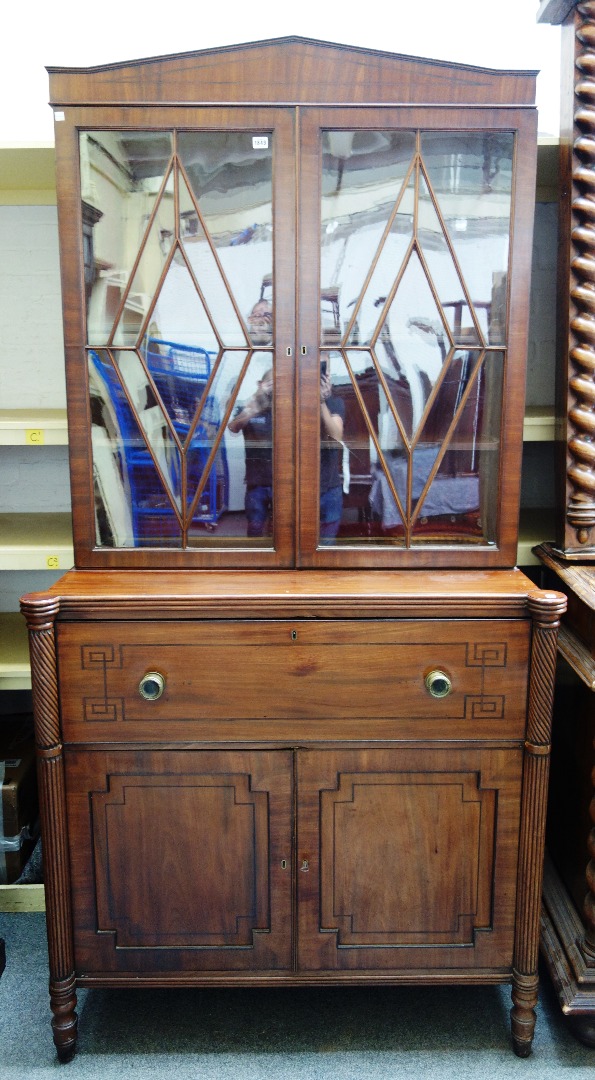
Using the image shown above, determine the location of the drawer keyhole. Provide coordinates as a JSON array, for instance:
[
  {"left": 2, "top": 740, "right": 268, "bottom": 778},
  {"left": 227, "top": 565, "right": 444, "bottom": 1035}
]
[
  {"left": 425, "top": 670, "right": 452, "bottom": 699},
  {"left": 138, "top": 672, "right": 165, "bottom": 701}
]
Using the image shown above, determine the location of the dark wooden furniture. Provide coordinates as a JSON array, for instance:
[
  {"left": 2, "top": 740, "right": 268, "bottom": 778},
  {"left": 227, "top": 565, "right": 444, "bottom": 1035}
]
[
  {"left": 536, "top": 1, "right": 595, "bottom": 1045},
  {"left": 23, "top": 38, "right": 564, "bottom": 1061},
  {"left": 534, "top": 543, "right": 595, "bottom": 1046}
]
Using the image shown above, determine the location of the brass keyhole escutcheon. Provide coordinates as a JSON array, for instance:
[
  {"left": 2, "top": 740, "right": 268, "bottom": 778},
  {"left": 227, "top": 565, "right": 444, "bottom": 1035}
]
[
  {"left": 138, "top": 672, "right": 165, "bottom": 701},
  {"left": 425, "top": 670, "right": 452, "bottom": 699}
]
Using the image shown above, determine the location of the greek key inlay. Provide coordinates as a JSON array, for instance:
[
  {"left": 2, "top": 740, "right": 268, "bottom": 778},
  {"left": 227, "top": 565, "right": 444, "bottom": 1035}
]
[
  {"left": 465, "top": 643, "right": 507, "bottom": 667},
  {"left": 83, "top": 698, "right": 123, "bottom": 723},
  {"left": 81, "top": 645, "right": 123, "bottom": 669},
  {"left": 81, "top": 645, "right": 124, "bottom": 723},
  {"left": 464, "top": 696, "right": 505, "bottom": 721}
]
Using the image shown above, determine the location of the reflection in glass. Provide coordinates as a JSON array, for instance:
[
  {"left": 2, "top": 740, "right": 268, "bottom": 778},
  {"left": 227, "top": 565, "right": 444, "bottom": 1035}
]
[
  {"left": 321, "top": 131, "right": 416, "bottom": 347},
  {"left": 81, "top": 131, "right": 174, "bottom": 347},
  {"left": 318, "top": 127, "right": 513, "bottom": 549},
  {"left": 411, "top": 351, "right": 503, "bottom": 543},
  {"left": 417, "top": 174, "right": 481, "bottom": 346},
  {"left": 224, "top": 354, "right": 274, "bottom": 543},
  {"left": 421, "top": 132, "right": 513, "bottom": 346},
  {"left": 178, "top": 132, "right": 273, "bottom": 348},
  {"left": 88, "top": 350, "right": 183, "bottom": 547},
  {"left": 81, "top": 128, "right": 275, "bottom": 549},
  {"left": 376, "top": 252, "right": 449, "bottom": 444},
  {"left": 322, "top": 346, "right": 503, "bottom": 547},
  {"left": 143, "top": 251, "right": 220, "bottom": 355}
]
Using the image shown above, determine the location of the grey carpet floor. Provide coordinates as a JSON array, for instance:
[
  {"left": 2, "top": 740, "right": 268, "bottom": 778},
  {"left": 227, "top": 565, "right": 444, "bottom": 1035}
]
[{"left": 1, "top": 912, "right": 593, "bottom": 1079}]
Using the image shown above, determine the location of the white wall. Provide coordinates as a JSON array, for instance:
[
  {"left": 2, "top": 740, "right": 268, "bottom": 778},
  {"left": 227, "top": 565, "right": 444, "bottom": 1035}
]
[{"left": 0, "top": 206, "right": 66, "bottom": 409}]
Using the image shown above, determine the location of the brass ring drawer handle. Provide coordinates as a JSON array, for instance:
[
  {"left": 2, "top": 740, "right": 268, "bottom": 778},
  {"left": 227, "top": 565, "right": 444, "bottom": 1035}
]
[
  {"left": 138, "top": 672, "right": 166, "bottom": 701},
  {"left": 425, "top": 670, "right": 452, "bottom": 699}
]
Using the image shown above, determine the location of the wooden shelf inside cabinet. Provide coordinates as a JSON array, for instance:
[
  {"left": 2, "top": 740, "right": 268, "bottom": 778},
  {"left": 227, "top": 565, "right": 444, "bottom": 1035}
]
[
  {"left": 0, "top": 612, "right": 31, "bottom": 690},
  {"left": 0, "top": 513, "right": 73, "bottom": 571},
  {"left": 0, "top": 410, "right": 68, "bottom": 446}
]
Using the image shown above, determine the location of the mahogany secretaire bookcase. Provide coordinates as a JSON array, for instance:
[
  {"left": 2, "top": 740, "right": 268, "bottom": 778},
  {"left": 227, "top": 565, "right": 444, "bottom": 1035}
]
[{"left": 21, "top": 37, "right": 565, "bottom": 1061}]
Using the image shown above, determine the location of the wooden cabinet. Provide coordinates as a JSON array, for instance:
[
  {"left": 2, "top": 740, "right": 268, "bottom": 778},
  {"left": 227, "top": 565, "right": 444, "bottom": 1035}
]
[
  {"left": 533, "top": 543, "right": 595, "bottom": 1046},
  {"left": 23, "top": 37, "right": 565, "bottom": 1061},
  {"left": 62, "top": 740, "right": 521, "bottom": 976},
  {"left": 22, "top": 570, "right": 564, "bottom": 1059}
]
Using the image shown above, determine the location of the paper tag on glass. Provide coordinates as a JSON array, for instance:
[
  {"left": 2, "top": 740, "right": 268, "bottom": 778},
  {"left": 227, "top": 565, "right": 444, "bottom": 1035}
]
[{"left": 252, "top": 136, "right": 269, "bottom": 149}]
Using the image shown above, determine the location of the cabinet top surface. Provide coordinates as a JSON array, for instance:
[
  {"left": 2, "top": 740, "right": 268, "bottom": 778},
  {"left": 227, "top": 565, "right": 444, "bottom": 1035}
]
[
  {"left": 19, "top": 568, "right": 565, "bottom": 623},
  {"left": 47, "top": 36, "right": 537, "bottom": 108}
]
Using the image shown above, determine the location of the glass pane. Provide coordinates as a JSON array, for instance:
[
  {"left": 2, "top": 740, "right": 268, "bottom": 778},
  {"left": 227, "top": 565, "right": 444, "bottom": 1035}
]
[
  {"left": 420, "top": 132, "right": 513, "bottom": 346},
  {"left": 417, "top": 173, "right": 482, "bottom": 347},
  {"left": 316, "top": 345, "right": 503, "bottom": 548},
  {"left": 318, "top": 128, "right": 511, "bottom": 550},
  {"left": 83, "top": 127, "right": 277, "bottom": 551},
  {"left": 376, "top": 251, "right": 449, "bottom": 442},
  {"left": 411, "top": 352, "right": 503, "bottom": 544},
  {"left": 88, "top": 349, "right": 183, "bottom": 548},
  {"left": 178, "top": 132, "right": 273, "bottom": 347},
  {"left": 112, "top": 350, "right": 182, "bottom": 512},
  {"left": 142, "top": 250, "right": 220, "bottom": 354},
  {"left": 321, "top": 131, "right": 416, "bottom": 347},
  {"left": 215, "top": 353, "right": 274, "bottom": 545},
  {"left": 80, "top": 131, "right": 174, "bottom": 347}
]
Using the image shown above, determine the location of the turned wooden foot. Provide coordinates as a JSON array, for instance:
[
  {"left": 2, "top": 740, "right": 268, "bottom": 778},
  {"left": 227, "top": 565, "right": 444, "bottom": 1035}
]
[
  {"left": 510, "top": 970, "right": 538, "bottom": 1057},
  {"left": 50, "top": 975, "right": 78, "bottom": 1062}
]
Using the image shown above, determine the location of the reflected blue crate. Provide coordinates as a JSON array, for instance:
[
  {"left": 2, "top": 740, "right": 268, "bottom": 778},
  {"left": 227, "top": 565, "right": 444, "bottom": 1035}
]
[{"left": 89, "top": 346, "right": 228, "bottom": 545}]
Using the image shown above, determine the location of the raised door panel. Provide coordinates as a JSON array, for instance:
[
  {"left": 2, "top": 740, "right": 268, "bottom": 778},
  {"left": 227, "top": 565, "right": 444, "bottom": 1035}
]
[
  {"left": 65, "top": 748, "right": 293, "bottom": 974},
  {"left": 297, "top": 747, "right": 522, "bottom": 973}
]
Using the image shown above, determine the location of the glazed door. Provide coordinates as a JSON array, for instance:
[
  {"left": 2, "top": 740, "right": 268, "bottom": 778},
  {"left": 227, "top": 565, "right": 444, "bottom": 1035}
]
[
  {"left": 59, "top": 107, "right": 296, "bottom": 567},
  {"left": 297, "top": 106, "right": 537, "bottom": 567},
  {"left": 297, "top": 747, "right": 523, "bottom": 972},
  {"left": 64, "top": 748, "right": 294, "bottom": 974}
]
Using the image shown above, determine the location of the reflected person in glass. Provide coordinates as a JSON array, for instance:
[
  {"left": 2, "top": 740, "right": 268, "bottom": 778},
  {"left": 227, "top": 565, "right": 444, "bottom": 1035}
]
[
  {"left": 320, "top": 362, "right": 345, "bottom": 542},
  {"left": 228, "top": 368, "right": 273, "bottom": 537}
]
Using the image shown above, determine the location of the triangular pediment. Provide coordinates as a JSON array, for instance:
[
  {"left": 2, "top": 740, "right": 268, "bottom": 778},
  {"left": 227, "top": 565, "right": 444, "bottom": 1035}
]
[{"left": 48, "top": 36, "right": 536, "bottom": 110}]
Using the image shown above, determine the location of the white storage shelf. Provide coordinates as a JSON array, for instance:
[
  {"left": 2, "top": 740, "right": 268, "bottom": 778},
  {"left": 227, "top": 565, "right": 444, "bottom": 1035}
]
[{"left": 0, "top": 409, "right": 68, "bottom": 446}]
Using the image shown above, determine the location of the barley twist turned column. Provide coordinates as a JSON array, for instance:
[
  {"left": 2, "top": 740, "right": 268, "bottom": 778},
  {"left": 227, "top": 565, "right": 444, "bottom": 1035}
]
[{"left": 568, "top": 1, "right": 595, "bottom": 544}]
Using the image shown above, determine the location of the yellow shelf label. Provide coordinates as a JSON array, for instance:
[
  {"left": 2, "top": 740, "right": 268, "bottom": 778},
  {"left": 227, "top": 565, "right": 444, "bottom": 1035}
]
[
  {"left": 46, "top": 555, "right": 59, "bottom": 569},
  {"left": 26, "top": 429, "right": 44, "bottom": 445}
]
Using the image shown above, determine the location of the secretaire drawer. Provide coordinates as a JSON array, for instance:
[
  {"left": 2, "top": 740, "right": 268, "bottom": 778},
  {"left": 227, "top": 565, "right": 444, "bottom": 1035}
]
[
  {"left": 56, "top": 619, "right": 530, "bottom": 743},
  {"left": 55, "top": 617, "right": 531, "bottom": 743}
]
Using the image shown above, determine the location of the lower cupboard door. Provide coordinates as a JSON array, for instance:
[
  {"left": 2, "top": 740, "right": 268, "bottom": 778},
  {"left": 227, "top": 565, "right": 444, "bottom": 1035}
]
[
  {"left": 65, "top": 749, "right": 294, "bottom": 974},
  {"left": 296, "top": 746, "right": 523, "bottom": 973}
]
